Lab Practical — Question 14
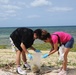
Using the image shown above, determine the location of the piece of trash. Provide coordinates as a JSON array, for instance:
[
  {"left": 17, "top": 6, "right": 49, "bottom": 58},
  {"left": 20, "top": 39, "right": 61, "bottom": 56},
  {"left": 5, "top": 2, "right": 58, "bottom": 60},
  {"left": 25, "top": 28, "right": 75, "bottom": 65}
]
[{"left": 31, "top": 64, "right": 40, "bottom": 73}]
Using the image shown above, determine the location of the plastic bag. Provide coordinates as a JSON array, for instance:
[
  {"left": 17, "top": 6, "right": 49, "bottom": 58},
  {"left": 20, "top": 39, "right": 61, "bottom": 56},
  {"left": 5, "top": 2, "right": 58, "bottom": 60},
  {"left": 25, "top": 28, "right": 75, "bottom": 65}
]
[
  {"left": 30, "top": 52, "right": 42, "bottom": 73},
  {"left": 58, "top": 45, "right": 64, "bottom": 61}
]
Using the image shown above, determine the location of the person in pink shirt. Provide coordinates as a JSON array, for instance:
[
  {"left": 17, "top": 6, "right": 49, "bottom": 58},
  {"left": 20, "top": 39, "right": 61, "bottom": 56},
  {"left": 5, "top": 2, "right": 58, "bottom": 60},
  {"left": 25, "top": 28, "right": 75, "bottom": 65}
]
[{"left": 36, "top": 29, "right": 74, "bottom": 75}]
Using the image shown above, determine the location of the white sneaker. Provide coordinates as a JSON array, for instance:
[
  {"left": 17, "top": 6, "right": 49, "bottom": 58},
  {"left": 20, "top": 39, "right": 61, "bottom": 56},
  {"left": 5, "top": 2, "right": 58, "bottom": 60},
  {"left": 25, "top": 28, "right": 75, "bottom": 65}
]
[
  {"left": 24, "top": 63, "right": 31, "bottom": 70},
  {"left": 58, "top": 69, "right": 67, "bottom": 75},
  {"left": 17, "top": 67, "right": 27, "bottom": 75}
]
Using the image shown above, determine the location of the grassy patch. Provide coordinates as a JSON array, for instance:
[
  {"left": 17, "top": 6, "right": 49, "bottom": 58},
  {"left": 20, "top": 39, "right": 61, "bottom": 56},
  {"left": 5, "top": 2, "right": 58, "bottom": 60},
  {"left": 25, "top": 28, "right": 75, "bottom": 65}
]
[
  {"left": 0, "top": 45, "right": 7, "bottom": 49},
  {"left": 71, "top": 44, "right": 76, "bottom": 52},
  {"left": 0, "top": 43, "right": 76, "bottom": 52},
  {"left": 33, "top": 43, "right": 76, "bottom": 52},
  {"left": 32, "top": 43, "right": 51, "bottom": 50}
]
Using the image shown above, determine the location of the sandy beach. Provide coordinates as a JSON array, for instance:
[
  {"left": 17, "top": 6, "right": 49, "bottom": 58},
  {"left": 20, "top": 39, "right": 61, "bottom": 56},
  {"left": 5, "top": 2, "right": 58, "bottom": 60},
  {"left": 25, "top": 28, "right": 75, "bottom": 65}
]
[{"left": 0, "top": 49, "right": 76, "bottom": 75}]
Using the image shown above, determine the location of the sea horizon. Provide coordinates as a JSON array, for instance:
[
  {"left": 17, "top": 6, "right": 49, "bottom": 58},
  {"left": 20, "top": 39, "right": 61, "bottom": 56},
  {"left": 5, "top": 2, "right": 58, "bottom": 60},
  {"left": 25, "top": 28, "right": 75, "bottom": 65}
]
[{"left": 0, "top": 25, "right": 76, "bottom": 28}]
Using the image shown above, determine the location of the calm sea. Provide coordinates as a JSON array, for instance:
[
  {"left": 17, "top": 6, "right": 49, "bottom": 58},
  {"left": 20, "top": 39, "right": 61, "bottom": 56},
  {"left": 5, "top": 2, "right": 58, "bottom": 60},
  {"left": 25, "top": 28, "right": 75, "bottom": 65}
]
[{"left": 0, "top": 26, "right": 76, "bottom": 47}]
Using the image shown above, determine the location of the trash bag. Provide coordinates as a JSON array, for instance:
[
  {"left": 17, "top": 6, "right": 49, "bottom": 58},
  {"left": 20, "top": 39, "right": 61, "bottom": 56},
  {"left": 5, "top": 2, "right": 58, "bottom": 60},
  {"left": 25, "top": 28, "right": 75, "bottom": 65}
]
[
  {"left": 58, "top": 45, "right": 64, "bottom": 62},
  {"left": 30, "top": 52, "right": 42, "bottom": 73}
]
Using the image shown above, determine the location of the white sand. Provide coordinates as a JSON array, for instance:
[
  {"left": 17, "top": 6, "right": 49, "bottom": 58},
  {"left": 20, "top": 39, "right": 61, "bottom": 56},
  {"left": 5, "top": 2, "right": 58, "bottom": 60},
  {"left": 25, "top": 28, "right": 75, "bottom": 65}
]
[{"left": 0, "top": 49, "right": 76, "bottom": 75}]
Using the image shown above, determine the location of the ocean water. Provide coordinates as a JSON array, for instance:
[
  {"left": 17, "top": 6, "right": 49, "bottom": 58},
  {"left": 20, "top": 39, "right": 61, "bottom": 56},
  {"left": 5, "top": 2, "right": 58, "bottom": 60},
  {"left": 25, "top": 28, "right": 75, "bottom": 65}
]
[{"left": 0, "top": 26, "right": 76, "bottom": 46}]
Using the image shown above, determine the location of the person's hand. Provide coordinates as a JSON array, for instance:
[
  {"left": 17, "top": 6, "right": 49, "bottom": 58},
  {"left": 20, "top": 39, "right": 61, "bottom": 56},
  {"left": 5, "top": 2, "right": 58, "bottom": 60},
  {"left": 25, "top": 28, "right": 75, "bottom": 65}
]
[
  {"left": 42, "top": 53, "right": 49, "bottom": 58},
  {"left": 27, "top": 54, "right": 33, "bottom": 60},
  {"left": 35, "top": 49, "right": 41, "bottom": 52}
]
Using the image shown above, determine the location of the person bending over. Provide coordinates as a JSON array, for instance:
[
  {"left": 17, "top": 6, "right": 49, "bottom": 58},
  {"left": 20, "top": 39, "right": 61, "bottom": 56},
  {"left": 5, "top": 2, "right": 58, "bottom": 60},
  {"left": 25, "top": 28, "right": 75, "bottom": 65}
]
[
  {"left": 10, "top": 27, "right": 42, "bottom": 75},
  {"left": 35, "top": 29, "right": 74, "bottom": 75}
]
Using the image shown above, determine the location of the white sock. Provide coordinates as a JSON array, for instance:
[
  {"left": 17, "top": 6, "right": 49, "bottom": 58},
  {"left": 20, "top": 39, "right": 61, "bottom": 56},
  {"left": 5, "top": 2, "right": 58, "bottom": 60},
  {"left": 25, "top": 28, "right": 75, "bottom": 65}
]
[
  {"left": 24, "top": 63, "right": 28, "bottom": 67},
  {"left": 17, "top": 66, "right": 22, "bottom": 71}
]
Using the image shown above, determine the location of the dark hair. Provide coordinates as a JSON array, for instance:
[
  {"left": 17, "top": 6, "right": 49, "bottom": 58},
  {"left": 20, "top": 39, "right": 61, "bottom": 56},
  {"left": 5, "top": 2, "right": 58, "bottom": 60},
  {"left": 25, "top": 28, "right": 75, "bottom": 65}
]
[
  {"left": 34, "top": 29, "right": 42, "bottom": 39},
  {"left": 40, "top": 33, "right": 50, "bottom": 40},
  {"left": 34, "top": 29, "right": 50, "bottom": 40}
]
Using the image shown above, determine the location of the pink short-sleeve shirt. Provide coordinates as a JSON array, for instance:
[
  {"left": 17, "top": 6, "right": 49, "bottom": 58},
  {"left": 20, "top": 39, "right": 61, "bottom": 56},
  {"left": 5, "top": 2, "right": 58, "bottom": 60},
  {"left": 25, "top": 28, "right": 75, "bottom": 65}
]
[{"left": 51, "top": 31, "right": 72, "bottom": 44}]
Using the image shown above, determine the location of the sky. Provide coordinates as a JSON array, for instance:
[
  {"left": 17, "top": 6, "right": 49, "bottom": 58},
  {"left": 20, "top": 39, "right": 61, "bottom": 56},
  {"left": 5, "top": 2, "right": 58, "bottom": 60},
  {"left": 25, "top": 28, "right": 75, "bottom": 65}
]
[{"left": 0, "top": 0, "right": 76, "bottom": 27}]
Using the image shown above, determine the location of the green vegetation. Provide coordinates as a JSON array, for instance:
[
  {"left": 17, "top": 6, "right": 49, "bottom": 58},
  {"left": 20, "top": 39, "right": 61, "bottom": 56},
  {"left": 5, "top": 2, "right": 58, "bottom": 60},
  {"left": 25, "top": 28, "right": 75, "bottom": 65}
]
[
  {"left": 71, "top": 44, "right": 76, "bottom": 52},
  {"left": 33, "top": 43, "right": 76, "bottom": 52},
  {"left": 0, "top": 45, "right": 7, "bottom": 49},
  {"left": 33, "top": 43, "right": 51, "bottom": 50},
  {"left": 0, "top": 43, "right": 76, "bottom": 52}
]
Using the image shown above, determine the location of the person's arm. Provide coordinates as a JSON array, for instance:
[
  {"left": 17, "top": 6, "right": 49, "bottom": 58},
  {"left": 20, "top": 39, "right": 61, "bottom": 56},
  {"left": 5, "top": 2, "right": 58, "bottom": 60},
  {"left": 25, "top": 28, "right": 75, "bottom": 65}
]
[
  {"left": 30, "top": 46, "right": 41, "bottom": 52},
  {"left": 48, "top": 42, "right": 58, "bottom": 56},
  {"left": 49, "top": 43, "right": 54, "bottom": 52},
  {"left": 21, "top": 43, "right": 33, "bottom": 60},
  {"left": 20, "top": 42, "right": 29, "bottom": 54}
]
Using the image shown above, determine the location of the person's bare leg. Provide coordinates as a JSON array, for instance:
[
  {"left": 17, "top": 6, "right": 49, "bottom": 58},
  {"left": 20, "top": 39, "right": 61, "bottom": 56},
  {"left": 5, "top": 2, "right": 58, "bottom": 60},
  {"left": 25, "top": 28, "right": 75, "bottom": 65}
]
[
  {"left": 22, "top": 50, "right": 27, "bottom": 63},
  {"left": 62, "top": 48, "right": 70, "bottom": 71},
  {"left": 16, "top": 50, "right": 21, "bottom": 67},
  {"left": 16, "top": 50, "right": 27, "bottom": 74},
  {"left": 58, "top": 48, "right": 70, "bottom": 75},
  {"left": 22, "top": 50, "right": 31, "bottom": 69}
]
